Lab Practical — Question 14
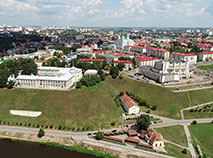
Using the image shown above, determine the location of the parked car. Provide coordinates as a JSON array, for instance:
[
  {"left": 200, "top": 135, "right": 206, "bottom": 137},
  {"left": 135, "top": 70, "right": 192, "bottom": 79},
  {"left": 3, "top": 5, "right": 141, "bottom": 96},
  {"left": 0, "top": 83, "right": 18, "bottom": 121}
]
[
  {"left": 112, "top": 130, "right": 117, "bottom": 132},
  {"left": 87, "top": 133, "right": 92, "bottom": 136}
]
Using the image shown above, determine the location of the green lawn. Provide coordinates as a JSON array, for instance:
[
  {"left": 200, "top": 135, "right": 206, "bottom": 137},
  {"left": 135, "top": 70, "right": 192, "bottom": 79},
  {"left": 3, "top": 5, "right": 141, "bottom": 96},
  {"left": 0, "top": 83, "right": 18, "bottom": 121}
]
[
  {"left": 197, "top": 64, "right": 213, "bottom": 71},
  {"left": 0, "top": 77, "right": 212, "bottom": 130},
  {"left": 155, "top": 125, "right": 188, "bottom": 147},
  {"left": 189, "top": 123, "right": 213, "bottom": 158},
  {"left": 165, "top": 143, "right": 191, "bottom": 158},
  {"left": 188, "top": 89, "right": 213, "bottom": 106},
  {"left": 184, "top": 104, "right": 213, "bottom": 119}
]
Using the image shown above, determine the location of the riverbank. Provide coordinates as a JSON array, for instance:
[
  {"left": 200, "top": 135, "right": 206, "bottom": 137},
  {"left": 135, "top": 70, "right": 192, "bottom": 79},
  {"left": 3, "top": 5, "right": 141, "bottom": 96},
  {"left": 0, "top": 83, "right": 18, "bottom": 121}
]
[{"left": 0, "top": 130, "right": 115, "bottom": 158}]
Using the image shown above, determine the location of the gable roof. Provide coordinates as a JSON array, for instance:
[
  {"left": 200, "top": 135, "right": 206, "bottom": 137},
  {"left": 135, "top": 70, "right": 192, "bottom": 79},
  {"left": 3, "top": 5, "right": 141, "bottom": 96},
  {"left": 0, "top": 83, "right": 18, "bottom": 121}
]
[{"left": 120, "top": 93, "right": 138, "bottom": 108}]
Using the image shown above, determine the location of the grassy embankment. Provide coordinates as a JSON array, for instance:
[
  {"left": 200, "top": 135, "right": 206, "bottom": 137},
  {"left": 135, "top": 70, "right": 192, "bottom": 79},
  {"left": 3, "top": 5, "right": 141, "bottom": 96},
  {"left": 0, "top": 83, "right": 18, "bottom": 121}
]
[
  {"left": 197, "top": 64, "right": 213, "bottom": 71},
  {"left": 189, "top": 123, "right": 213, "bottom": 158},
  {"left": 155, "top": 125, "right": 188, "bottom": 147},
  {"left": 0, "top": 77, "right": 212, "bottom": 130},
  {"left": 165, "top": 143, "right": 191, "bottom": 158}
]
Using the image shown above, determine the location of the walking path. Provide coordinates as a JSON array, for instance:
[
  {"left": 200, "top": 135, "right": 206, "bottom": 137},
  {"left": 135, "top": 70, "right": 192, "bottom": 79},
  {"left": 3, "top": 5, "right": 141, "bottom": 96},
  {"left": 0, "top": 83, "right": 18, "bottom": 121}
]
[
  {"left": 173, "top": 86, "right": 213, "bottom": 93},
  {"left": 163, "top": 139, "right": 187, "bottom": 150},
  {"left": 183, "top": 125, "right": 197, "bottom": 158}
]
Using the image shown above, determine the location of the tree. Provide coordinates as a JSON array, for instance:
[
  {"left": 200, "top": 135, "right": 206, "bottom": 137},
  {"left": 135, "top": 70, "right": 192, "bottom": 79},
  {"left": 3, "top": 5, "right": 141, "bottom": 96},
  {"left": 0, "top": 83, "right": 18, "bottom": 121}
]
[
  {"left": 137, "top": 114, "right": 151, "bottom": 130},
  {"left": 21, "top": 62, "right": 37, "bottom": 75},
  {"left": 182, "top": 149, "right": 187, "bottom": 154},
  {"left": 7, "top": 80, "right": 15, "bottom": 89},
  {"left": 76, "top": 82, "right": 82, "bottom": 89},
  {"left": 96, "top": 131, "right": 104, "bottom": 140},
  {"left": 110, "top": 66, "right": 119, "bottom": 79},
  {"left": 100, "top": 73, "right": 106, "bottom": 81},
  {"left": 37, "top": 129, "right": 45, "bottom": 138},
  {"left": 116, "top": 63, "right": 125, "bottom": 71},
  {"left": 191, "top": 120, "right": 197, "bottom": 125},
  {"left": 0, "top": 67, "right": 10, "bottom": 88},
  {"left": 151, "top": 106, "right": 157, "bottom": 111}
]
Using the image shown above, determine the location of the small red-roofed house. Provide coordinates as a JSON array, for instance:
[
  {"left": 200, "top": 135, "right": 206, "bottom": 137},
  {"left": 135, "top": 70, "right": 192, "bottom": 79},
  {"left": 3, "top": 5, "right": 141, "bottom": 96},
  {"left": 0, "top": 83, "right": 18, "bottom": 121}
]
[
  {"left": 120, "top": 93, "right": 140, "bottom": 114},
  {"left": 199, "top": 52, "right": 213, "bottom": 61}
]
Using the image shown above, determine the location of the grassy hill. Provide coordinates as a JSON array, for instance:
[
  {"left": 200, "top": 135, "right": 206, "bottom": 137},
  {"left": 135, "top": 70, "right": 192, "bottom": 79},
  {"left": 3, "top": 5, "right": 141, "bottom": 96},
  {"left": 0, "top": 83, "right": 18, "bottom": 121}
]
[
  {"left": 189, "top": 123, "right": 213, "bottom": 158},
  {"left": 0, "top": 77, "right": 212, "bottom": 131}
]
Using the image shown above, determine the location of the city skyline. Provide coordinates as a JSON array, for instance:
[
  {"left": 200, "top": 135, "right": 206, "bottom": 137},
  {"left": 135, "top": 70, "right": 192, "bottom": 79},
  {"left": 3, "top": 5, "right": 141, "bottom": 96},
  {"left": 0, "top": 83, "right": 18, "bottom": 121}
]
[{"left": 0, "top": 0, "right": 213, "bottom": 27}]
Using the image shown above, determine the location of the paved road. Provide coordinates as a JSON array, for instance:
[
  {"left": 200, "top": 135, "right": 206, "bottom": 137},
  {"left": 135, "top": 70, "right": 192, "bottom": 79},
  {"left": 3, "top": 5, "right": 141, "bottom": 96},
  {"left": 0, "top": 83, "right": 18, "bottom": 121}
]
[{"left": 173, "top": 86, "right": 213, "bottom": 93}]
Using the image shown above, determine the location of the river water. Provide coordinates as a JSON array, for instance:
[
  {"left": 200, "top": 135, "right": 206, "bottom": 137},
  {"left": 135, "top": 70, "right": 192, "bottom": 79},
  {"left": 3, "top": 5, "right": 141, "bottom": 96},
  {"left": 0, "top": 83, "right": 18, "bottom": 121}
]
[{"left": 0, "top": 139, "right": 102, "bottom": 158}]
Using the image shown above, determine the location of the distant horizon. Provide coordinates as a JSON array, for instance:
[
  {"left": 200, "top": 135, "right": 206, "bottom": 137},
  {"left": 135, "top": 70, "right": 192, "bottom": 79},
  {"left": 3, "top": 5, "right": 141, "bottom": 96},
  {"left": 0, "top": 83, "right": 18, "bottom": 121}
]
[{"left": 0, "top": 0, "right": 213, "bottom": 27}]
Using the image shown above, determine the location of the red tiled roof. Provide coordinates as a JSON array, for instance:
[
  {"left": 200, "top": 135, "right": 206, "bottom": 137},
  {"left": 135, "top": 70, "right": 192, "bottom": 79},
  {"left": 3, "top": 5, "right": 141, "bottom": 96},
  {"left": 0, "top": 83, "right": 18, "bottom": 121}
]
[
  {"left": 140, "top": 133, "right": 146, "bottom": 139},
  {"left": 200, "top": 51, "right": 213, "bottom": 54},
  {"left": 114, "top": 60, "right": 132, "bottom": 64},
  {"left": 103, "top": 136, "right": 123, "bottom": 143},
  {"left": 92, "top": 50, "right": 107, "bottom": 53},
  {"left": 136, "top": 56, "right": 156, "bottom": 61},
  {"left": 125, "top": 137, "right": 140, "bottom": 144},
  {"left": 120, "top": 93, "right": 137, "bottom": 108},
  {"left": 124, "top": 45, "right": 132, "bottom": 48},
  {"left": 172, "top": 52, "right": 197, "bottom": 56},
  {"left": 80, "top": 59, "right": 105, "bottom": 62},
  {"left": 127, "top": 130, "right": 138, "bottom": 136}
]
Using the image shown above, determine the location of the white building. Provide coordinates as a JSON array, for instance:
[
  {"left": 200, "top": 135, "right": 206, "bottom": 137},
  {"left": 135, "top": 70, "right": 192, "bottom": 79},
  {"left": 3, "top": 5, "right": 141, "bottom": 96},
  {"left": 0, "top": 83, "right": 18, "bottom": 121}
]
[
  {"left": 170, "top": 52, "right": 197, "bottom": 65},
  {"left": 146, "top": 48, "right": 170, "bottom": 60},
  {"left": 135, "top": 56, "right": 157, "bottom": 67},
  {"left": 117, "top": 34, "right": 134, "bottom": 49},
  {"left": 16, "top": 67, "right": 83, "bottom": 89},
  {"left": 131, "top": 46, "right": 146, "bottom": 54},
  {"left": 198, "top": 52, "right": 213, "bottom": 61},
  {"left": 138, "top": 60, "right": 190, "bottom": 83},
  {"left": 120, "top": 93, "right": 140, "bottom": 115},
  {"left": 84, "top": 69, "right": 98, "bottom": 76}
]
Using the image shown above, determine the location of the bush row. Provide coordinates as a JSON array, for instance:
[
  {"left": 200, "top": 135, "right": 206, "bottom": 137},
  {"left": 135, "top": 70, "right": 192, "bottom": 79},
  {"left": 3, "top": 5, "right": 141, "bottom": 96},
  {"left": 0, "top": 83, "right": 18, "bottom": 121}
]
[{"left": 0, "top": 120, "right": 93, "bottom": 132}]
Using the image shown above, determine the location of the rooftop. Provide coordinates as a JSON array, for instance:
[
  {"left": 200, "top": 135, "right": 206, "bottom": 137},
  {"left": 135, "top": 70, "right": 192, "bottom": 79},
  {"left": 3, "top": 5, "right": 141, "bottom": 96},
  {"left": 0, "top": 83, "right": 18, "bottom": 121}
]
[
  {"left": 172, "top": 52, "right": 197, "bottom": 56},
  {"left": 114, "top": 60, "right": 132, "bottom": 64},
  {"left": 120, "top": 93, "right": 138, "bottom": 108}
]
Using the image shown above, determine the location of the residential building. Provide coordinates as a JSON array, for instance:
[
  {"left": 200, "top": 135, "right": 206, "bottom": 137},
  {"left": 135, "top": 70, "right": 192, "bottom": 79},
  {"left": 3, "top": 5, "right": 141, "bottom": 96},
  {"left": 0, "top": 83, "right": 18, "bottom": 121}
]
[
  {"left": 120, "top": 93, "right": 140, "bottom": 115},
  {"left": 131, "top": 46, "right": 146, "bottom": 54},
  {"left": 135, "top": 56, "right": 157, "bottom": 67},
  {"left": 156, "top": 38, "right": 170, "bottom": 43},
  {"left": 170, "top": 52, "right": 197, "bottom": 64},
  {"left": 198, "top": 52, "right": 213, "bottom": 61},
  {"left": 146, "top": 47, "right": 170, "bottom": 60},
  {"left": 16, "top": 67, "right": 82, "bottom": 89}
]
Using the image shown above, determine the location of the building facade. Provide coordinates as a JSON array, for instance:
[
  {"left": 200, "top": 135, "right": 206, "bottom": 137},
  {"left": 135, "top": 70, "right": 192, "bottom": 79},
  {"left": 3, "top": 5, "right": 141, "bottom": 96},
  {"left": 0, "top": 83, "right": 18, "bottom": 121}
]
[
  {"left": 170, "top": 52, "right": 197, "bottom": 65},
  {"left": 138, "top": 60, "right": 190, "bottom": 83},
  {"left": 117, "top": 35, "right": 134, "bottom": 49},
  {"left": 120, "top": 93, "right": 140, "bottom": 115},
  {"left": 16, "top": 67, "right": 83, "bottom": 89},
  {"left": 198, "top": 52, "right": 213, "bottom": 61}
]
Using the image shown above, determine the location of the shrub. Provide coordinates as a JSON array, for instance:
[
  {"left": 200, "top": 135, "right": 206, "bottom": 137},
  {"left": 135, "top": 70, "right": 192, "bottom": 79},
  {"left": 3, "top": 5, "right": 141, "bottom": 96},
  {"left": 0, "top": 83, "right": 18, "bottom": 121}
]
[
  {"left": 189, "top": 109, "right": 194, "bottom": 112},
  {"left": 37, "top": 129, "right": 45, "bottom": 138},
  {"left": 114, "top": 96, "right": 121, "bottom": 107},
  {"left": 111, "top": 122, "right": 115, "bottom": 126},
  {"left": 50, "top": 125, "right": 53, "bottom": 129},
  {"left": 45, "top": 125, "right": 48, "bottom": 129},
  {"left": 28, "top": 123, "right": 31, "bottom": 127},
  {"left": 119, "top": 92, "right": 124, "bottom": 96},
  {"left": 76, "top": 82, "right": 82, "bottom": 89},
  {"left": 146, "top": 110, "right": 151, "bottom": 113},
  {"left": 58, "top": 125, "right": 62, "bottom": 130},
  {"left": 96, "top": 131, "right": 104, "bottom": 140},
  {"left": 182, "top": 149, "right": 187, "bottom": 154},
  {"left": 198, "top": 109, "right": 202, "bottom": 112},
  {"left": 37, "top": 124, "right": 40, "bottom": 128},
  {"left": 112, "top": 73, "right": 118, "bottom": 79},
  {"left": 191, "top": 120, "right": 197, "bottom": 125},
  {"left": 151, "top": 106, "right": 157, "bottom": 111},
  {"left": 119, "top": 75, "right": 124, "bottom": 79}
]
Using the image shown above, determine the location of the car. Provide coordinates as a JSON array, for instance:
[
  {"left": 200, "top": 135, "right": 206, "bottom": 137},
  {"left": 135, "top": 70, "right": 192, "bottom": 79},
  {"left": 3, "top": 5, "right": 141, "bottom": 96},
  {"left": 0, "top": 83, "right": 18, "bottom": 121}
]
[
  {"left": 154, "top": 121, "right": 157, "bottom": 124},
  {"left": 112, "top": 130, "right": 117, "bottom": 132},
  {"left": 126, "top": 125, "right": 129, "bottom": 127},
  {"left": 87, "top": 133, "right": 92, "bottom": 136},
  {"left": 93, "top": 132, "right": 96, "bottom": 135},
  {"left": 150, "top": 116, "right": 154, "bottom": 119}
]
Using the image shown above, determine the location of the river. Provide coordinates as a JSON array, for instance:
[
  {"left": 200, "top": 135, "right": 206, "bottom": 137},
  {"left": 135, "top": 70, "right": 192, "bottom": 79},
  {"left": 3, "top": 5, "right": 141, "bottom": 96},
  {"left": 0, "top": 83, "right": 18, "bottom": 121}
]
[{"left": 0, "top": 139, "right": 102, "bottom": 158}]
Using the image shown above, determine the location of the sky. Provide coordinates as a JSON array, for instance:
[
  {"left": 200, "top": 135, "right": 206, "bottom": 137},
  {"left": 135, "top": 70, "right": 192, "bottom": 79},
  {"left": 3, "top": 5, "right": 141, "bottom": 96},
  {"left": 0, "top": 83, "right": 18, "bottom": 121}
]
[{"left": 0, "top": 0, "right": 213, "bottom": 27}]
